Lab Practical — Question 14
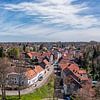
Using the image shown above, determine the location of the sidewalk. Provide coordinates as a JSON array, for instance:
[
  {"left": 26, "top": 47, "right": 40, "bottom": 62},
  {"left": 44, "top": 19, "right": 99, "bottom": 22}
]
[{"left": 0, "top": 65, "right": 54, "bottom": 96}]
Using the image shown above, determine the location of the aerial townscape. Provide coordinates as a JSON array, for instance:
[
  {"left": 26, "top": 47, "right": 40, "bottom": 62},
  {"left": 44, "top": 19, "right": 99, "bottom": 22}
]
[
  {"left": 0, "top": 42, "right": 100, "bottom": 100},
  {"left": 0, "top": 0, "right": 100, "bottom": 100}
]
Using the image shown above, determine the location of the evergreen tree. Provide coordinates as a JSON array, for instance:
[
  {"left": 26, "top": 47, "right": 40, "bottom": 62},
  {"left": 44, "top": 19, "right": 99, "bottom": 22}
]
[{"left": 0, "top": 47, "right": 4, "bottom": 57}]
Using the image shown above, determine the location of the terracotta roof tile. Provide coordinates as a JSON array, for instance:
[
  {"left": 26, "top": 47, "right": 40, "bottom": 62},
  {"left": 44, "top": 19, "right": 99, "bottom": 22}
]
[
  {"left": 25, "top": 68, "right": 37, "bottom": 80},
  {"left": 43, "top": 59, "right": 49, "bottom": 65},
  {"left": 27, "top": 52, "right": 41, "bottom": 59},
  {"left": 34, "top": 65, "right": 44, "bottom": 73},
  {"left": 79, "top": 70, "right": 86, "bottom": 74},
  {"left": 60, "top": 63, "right": 70, "bottom": 70},
  {"left": 68, "top": 64, "right": 79, "bottom": 72},
  {"left": 59, "top": 55, "right": 89, "bottom": 81},
  {"left": 25, "top": 65, "right": 44, "bottom": 80},
  {"left": 27, "top": 52, "right": 51, "bottom": 59}
]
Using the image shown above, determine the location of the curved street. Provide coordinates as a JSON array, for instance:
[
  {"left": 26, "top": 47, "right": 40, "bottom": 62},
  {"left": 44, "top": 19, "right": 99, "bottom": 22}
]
[{"left": 0, "top": 65, "right": 54, "bottom": 96}]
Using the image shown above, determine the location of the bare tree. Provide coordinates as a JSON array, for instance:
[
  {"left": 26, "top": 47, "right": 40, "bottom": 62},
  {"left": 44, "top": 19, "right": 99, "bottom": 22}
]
[
  {"left": 16, "top": 61, "right": 26, "bottom": 100},
  {"left": 0, "top": 57, "right": 10, "bottom": 100}
]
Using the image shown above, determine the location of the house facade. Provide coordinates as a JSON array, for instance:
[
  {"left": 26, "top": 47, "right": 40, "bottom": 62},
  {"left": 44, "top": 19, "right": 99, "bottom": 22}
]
[
  {"left": 26, "top": 65, "right": 46, "bottom": 86},
  {"left": 6, "top": 52, "right": 51, "bottom": 89},
  {"left": 59, "top": 57, "right": 89, "bottom": 95},
  {"left": 7, "top": 65, "right": 46, "bottom": 89}
]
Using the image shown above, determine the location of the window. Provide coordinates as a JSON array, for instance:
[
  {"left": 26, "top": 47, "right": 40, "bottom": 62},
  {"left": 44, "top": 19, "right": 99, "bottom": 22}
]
[{"left": 22, "top": 81, "right": 24, "bottom": 85}]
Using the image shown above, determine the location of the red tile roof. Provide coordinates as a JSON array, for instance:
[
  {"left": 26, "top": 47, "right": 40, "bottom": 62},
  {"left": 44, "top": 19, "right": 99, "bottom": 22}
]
[
  {"left": 25, "top": 65, "right": 44, "bottom": 80},
  {"left": 34, "top": 65, "right": 44, "bottom": 73},
  {"left": 25, "top": 68, "right": 37, "bottom": 80},
  {"left": 41, "top": 52, "right": 51, "bottom": 57},
  {"left": 68, "top": 64, "right": 79, "bottom": 72},
  {"left": 60, "top": 60, "right": 89, "bottom": 81},
  {"left": 27, "top": 52, "right": 51, "bottom": 59},
  {"left": 60, "top": 63, "right": 70, "bottom": 70},
  {"left": 27, "top": 52, "right": 41, "bottom": 59},
  {"left": 79, "top": 70, "right": 86, "bottom": 74},
  {"left": 68, "top": 64, "right": 89, "bottom": 81},
  {"left": 43, "top": 59, "right": 49, "bottom": 65}
]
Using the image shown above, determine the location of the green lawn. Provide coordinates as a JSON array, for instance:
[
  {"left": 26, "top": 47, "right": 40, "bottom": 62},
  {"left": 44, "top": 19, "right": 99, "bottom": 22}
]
[{"left": 0, "top": 76, "right": 54, "bottom": 100}]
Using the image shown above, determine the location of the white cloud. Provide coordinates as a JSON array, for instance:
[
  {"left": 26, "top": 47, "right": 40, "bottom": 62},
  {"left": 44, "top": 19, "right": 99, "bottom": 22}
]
[
  {"left": 42, "top": 0, "right": 73, "bottom": 5},
  {"left": 2, "top": 0, "right": 99, "bottom": 28},
  {"left": 0, "top": 19, "right": 100, "bottom": 42},
  {"left": 0, "top": 22, "right": 61, "bottom": 36},
  {"left": 46, "top": 28, "right": 100, "bottom": 42},
  {"left": 0, "top": 0, "right": 100, "bottom": 42}
]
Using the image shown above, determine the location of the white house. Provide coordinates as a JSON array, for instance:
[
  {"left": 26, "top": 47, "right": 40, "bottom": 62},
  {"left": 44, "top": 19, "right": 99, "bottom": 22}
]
[{"left": 25, "top": 65, "right": 45, "bottom": 86}]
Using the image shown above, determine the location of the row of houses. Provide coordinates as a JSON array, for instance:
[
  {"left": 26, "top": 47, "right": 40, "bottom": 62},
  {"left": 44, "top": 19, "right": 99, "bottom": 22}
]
[
  {"left": 6, "top": 52, "right": 52, "bottom": 89},
  {"left": 58, "top": 51, "right": 95, "bottom": 97}
]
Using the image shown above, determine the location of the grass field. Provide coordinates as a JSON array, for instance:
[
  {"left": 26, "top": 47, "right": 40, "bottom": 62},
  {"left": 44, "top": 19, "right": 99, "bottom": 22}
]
[{"left": 0, "top": 76, "right": 54, "bottom": 100}]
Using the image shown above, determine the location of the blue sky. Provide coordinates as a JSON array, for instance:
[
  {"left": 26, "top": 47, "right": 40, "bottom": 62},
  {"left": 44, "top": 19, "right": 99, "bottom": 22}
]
[{"left": 0, "top": 0, "right": 100, "bottom": 42}]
